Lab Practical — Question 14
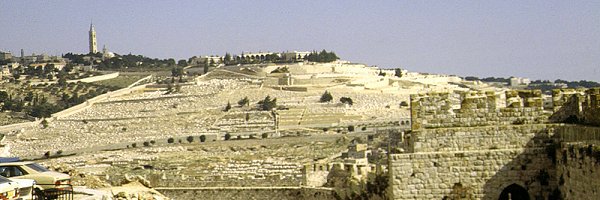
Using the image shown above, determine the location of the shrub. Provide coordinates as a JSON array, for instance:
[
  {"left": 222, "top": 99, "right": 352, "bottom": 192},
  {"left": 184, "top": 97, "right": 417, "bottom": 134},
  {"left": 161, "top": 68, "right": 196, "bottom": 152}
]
[
  {"left": 131, "top": 143, "right": 137, "bottom": 148},
  {"left": 361, "top": 126, "right": 367, "bottom": 131},
  {"left": 143, "top": 141, "right": 150, "bottom": 147},
  {"left": 348, "top": 125, "right": 355, "bottom": 132},
  {"left": 258, "top": 96, "right": 277, "bottom": 111},
  {"left": 44, "top": 151, "right": 50, "bottom": 158},
  {"left": 200, "top": 135, "right": 206, "bottom": 142},
  {"left": 394, "top": 68, "right": 403, "bottom": 77},
  {"left": 320, "top": 91, "right": 333, "bottom": 102},
  {"left": 167, "top": 138, "right": 174, "bottom": 143},
  {"left": 340, "top": 97, "right": 353, "bottom": 105},
  {"left": 150, "top": 140, "right": 156, "bottom": 144},
  {"left": 400, "top": 101, "right": 409, "bottom": 107},
  {"left": 41, "top": 119, "right": 48, "bottom": 128},
  {"left": 178, "top": 139, "right": 182, "bottom": 143},
  {"left": 121, "top": 127, "right": 127, "bottom": 132},
  {"left": 323, "top": 128, "right": 329, "bottom": 132},
  {"left": 224, "top": 133, "right": 231, "bottom": 141},
  {"left": 224, "top": 102, "right": 232, "bottom": 112},
  {"left": 238, "top": 97, "right": 250, "bottom": 107},
  {"left": 261, "top": 132, "right": 269, "bottom": 139},
  {"left": 187, "top": 136, "right": 194, "bottom": 143},
  {"left": 237, "top": 135, "right": 242, "bottom": 139}
]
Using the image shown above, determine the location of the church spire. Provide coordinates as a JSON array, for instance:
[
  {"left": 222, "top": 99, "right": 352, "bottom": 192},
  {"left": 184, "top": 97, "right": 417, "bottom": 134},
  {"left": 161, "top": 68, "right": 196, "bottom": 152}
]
[{"left": 89, "top": 22, "right": 98, "bottom": 54}]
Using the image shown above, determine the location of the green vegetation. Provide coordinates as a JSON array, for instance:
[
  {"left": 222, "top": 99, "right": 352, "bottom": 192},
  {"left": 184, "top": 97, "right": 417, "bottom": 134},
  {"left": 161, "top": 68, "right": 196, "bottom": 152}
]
[
  {"left": 340, "top": 97, "right": 353, "bottom": 106},
  {"left": 270, "top": 66, "right": 289, "bottom": 73},
  {"left": 187, "top": 136, "right": 194, "bottom": 143},
  {"left": 400, "top": 101, "right": 408, "bottom": 107},
  {"left": 199, "top": 135, "right": 206, "bottom": 142},
  {"left": 64, "top": 53, "right": 178, "bottom": 71},
  {"left": 224, "top": 102, "right": 232, "bottom": 112},
  {"left": 306, "top": 50, "right": 339, "bottom": 63},
  {"left": 238, "top": 97, "right": 250, "bottom": 107},
  {"left": 320, "top": 91, "right": 333, "bottom": 103},
  {"left": 394, "top": 68, "right": 403, "bottom": 77},
  {"left": 348, "top": 125, "right": 355, "bottom": 132},
  {"left": 167, "top": 138, "right": 175, "bottom": 143},
  {"left": 257, "top": 96, "right": 277, "bottom": 111},
  {"left": 224, "top": 133, "right": 232, "bottom": 141}
]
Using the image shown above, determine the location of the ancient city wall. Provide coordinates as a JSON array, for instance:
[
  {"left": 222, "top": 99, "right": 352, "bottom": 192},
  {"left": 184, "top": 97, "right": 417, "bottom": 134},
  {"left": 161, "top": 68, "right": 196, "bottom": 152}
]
[
  {"left": 555, "top": 141, "right": 600, "bottom": 199},
  {"left": 553, "top": 125, "right": 600, "bottom": 199},
  {"left": 550, "top": 88, "right": 600, "bottom": 126},
  {"left": 389, "top": 148, "right": 555, "bottom": 199},
  {"left": 410, "top": 90, "right": 547, "bottom": 130},
  {"left": 410, "top": 124, "right": 556, "bottom": 153},
  {"left": 391, "top": 90, "right": 561, "bottom": 200}
]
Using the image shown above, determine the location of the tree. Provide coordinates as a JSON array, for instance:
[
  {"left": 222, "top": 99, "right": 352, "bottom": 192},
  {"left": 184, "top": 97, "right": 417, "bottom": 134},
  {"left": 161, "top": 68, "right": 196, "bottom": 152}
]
[
  {"left": 167, "top": 138, "right": 175, "bottom": 143},
  {"left": 306, "top": 50, "right": 339, "bottom": 62},
  {"left": 177, "top": 59, "right": 188, "bottom": 67},
  {"left": 394, "top": 68, "right": 403, "bottom": 78},
  {"left": 58, "top": 77, "right": 67, "bottom": 86},
  {"left": 258, "top": 96, "right": 277, "bottom": 111},
  {"left": 224, "top": 102, "right": 232, "bottom": 112},
  {"left": 199, "top": 135, "right": 206, "bottom": 142},
  {"left": 224, "top": 133, "right": 231, "bottom": 141},
  {"left": 400, "top": 101, "right": 409, "bottom": 107},
  {"left": 238, "top": 96, "right": 250, "bottom": 107},
  {"left": 171, "top": 67, "right": 184, "bottom": 77},
  {"left": 340, "top": 97, "right": 353, "bottom": 106},
  {"left": 0, "top": 91, "right": 8, "bottom": 102},
  {"left": 186, "top": 136, "right": 194, "bottom": 143},
  {"left": 27, "top": 102, "right": 61, "bottom": 118},
  {"left": 203, "top": 59, "right": 209, "bottom": 74},
  {"left": 224, "top": 53, "right": 232, "bottom": 65},
  {"left": 265, "top": 53, "right": 280, "bottom": 62},
  {"left": 320, "top": 91, "right": 333, "bottom": 102}
]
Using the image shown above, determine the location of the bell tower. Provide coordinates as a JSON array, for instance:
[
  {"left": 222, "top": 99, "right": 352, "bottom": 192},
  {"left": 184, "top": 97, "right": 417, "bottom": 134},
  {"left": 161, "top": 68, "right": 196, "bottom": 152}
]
[{"left": 89, "top": 23, "right": 98, "bottom": 54}]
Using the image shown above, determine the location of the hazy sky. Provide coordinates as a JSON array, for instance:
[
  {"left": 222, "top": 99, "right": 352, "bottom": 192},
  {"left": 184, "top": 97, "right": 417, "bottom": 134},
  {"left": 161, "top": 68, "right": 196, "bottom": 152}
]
[{"left": 1, "top": 1, "right": 599, "bottom": 81}]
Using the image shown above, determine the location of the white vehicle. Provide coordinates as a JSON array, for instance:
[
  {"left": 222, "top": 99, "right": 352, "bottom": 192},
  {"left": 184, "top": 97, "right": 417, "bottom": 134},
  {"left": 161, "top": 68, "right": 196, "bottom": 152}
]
[
  {"left": 8, "top": 178, "right": 34, "bottom": 200},
  {"left": 0, "top": 176, "right": 19, "bottom": 200}
]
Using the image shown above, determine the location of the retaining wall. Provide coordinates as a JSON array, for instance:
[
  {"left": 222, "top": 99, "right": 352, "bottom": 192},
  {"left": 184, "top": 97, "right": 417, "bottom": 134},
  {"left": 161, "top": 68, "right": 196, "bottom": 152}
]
[{"left": 156, "top": 187, "right": 336, "bottom": 200}]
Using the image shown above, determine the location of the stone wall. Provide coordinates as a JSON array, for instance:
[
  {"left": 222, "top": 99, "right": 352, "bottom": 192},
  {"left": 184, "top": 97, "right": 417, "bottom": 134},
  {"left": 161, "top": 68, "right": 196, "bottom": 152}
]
[
  {"left": 410, "top": 90, "right": 548, "bottom": 130},
  {"left": 410, "top": 124, "right": 556, "bottom": 153},
  {"left": 553, "top": 125, "right": 600, "bottom": 199},
  {"left": 550, "top": 88, "right": 600, "bottom": 126},
  {"left": 156, "top": 187, "right": 336, "bottom": 200},
  {"left": 390, "top": 90, "right": 572, "bottom": 200},
  {"left": 389, "top": 124, "right": 557, "bottom": 199},
  {"left": 389, "top": 148, "right": 555, "bottom": 199}
]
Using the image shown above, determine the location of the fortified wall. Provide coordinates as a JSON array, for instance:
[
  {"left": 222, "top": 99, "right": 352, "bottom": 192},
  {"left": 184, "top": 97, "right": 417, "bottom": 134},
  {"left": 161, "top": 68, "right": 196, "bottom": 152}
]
[{"left": 389, "top": 88, "right": 600, "bottom": 200}]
